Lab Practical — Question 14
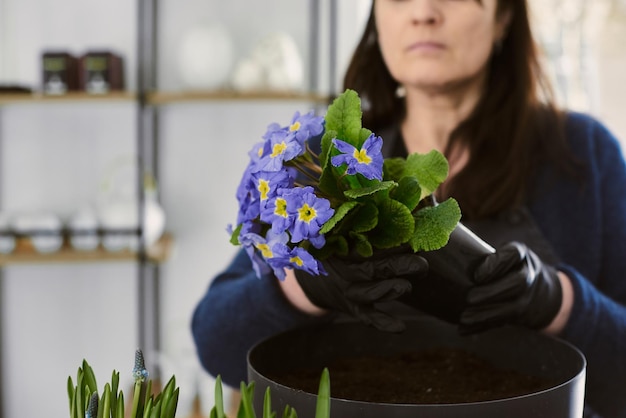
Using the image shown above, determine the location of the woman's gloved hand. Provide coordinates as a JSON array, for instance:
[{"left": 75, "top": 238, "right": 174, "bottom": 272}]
[
  {"left": 294, "top": 253, "right": 429, "bottom": 332},
  {"left": 459, "top": 241, "right": 563, "bottom": 335}
]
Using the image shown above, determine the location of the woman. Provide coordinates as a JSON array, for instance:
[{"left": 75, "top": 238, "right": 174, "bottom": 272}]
[{"left": 192, "top": 1, "right": 626, "bottom": 416}]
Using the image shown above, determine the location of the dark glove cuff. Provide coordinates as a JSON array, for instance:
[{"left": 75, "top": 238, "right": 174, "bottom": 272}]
[{"left": 527, "top": 266, "right": 563, "bottom": 329}]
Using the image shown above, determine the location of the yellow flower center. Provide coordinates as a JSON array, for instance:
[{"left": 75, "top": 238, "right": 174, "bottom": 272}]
[
  {"left": 289, "top": 121, "right": 301, "bottom": 132},
  {"left": 290, "top": 256, "right": 304, "bottom": 267},
  {"left": 353, "top": 148, "right": 372, "bottom": 164},
  {"left": 274, "top": 198, "right": 288, "bottom": 218},
  {"left": 256, "top": 243, "right": 273, "bottom": 258},
  {"left": 271, "top": 141, "right": 287, "bottom": 158},
  {"left": 258, "top": 179, "right": 270, "bottom": 200},
  {"left": 298, "top": 203, "right": 317, "bottom": 223}
]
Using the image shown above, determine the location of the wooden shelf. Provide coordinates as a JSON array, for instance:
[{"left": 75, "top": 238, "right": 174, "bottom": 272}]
[
  {"left": 0, "top": 90, "right": 331, "bottom": 106},
  {"left": 147, "top": 90, "right": 331, "bottom": 105},
  {"left": 0, "top": 232, "right": 173, "bottom": 266},
  {"left": 0, "top": 91, "right": 136, "bottom": 105}
]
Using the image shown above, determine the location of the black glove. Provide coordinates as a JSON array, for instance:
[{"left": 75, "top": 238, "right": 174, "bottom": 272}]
[
  {"left": 459, "top": 241, "right": 563, "bottom": 334},
  {"left": 294, "top": 253, "right": 429, "bottom": 332}
]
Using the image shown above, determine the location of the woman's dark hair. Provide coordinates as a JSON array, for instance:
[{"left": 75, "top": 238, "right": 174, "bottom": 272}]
[{"left": 344, "top": 0, "right": 577, "bottom": 220}]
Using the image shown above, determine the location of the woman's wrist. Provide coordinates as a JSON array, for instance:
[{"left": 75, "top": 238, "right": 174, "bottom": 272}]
[
  {"left": 278, "top": 269, "right": 328, "bottom": 316},
  {"left": 542, "top": 271, "right": 574, "bottom": 335}
]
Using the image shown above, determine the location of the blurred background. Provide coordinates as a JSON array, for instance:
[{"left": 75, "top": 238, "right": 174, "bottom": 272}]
[{"left": 0, "top": 1, "right": 624, "bottom": 417}]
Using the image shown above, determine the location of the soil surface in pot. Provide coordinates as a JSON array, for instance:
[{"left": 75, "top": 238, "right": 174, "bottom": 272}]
[{"left": 269, "top": 347, "right": 556, "bottom": 404}]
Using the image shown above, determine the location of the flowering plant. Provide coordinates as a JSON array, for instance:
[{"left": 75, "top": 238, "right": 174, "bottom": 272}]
[{"left": 230, "top": 89, "right": 461, "bottom": 279}]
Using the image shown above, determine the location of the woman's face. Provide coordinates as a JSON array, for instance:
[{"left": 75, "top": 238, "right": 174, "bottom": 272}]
[{"left": 374, "top": 0, "right": 509, "bottom": 93}]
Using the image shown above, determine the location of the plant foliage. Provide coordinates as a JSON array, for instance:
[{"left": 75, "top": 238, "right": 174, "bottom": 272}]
[{"left": 230, "top": 89, "right": 461, "bottom": 279}]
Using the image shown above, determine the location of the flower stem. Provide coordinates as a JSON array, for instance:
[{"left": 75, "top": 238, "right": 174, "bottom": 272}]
[{"left": 131, "top": 349, "right": 149, "bottom": 418}]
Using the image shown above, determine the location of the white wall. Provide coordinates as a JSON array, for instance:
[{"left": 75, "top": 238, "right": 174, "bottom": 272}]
[{"left": 1, "top": 1, "right": 625, "bottom": 417}]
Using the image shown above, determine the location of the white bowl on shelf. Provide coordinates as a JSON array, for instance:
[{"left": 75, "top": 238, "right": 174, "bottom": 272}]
[
  {"left": 98, "top": 194, "right": 165, "bottom": 253},
  {"left": 11, "top": 213, "right": 64, "bottom": 253},
  {"left": 68, "top": 208, "right": 100, "bottom": 251}
]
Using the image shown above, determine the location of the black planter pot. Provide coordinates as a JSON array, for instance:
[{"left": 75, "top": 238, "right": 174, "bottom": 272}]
[
  {"left": 248, "top": 318, "right": 586, "bottom": 418},
  {"left": 400, "top": 222, "right": 496, "bottom": 323}
]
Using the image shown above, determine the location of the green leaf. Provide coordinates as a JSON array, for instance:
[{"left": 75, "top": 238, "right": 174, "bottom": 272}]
[
  {"left": 144, "top": 379, "right": 153, "bottom": 411},
  {"left": 237, "top": 382, "right": 256, "bottom": 418},
  {"left": 383, "top": 157, "right": 406, "bottom": 182},
  {"left": 369, "top": 199, "right": 415, "bottom": 249},
  {"left": 76, "top": 372, "right": 84, "bottom": 418},
  {"left": 351, "top": 203, "right": 378, "bottom": 233},
  {"left": 319, "top": 129, "right": 338, "bottom": 173},
  {"left": 391, "top": 177, "right": 422, "bottom": 211},
  {"left": 312, "top": 234, "right": 349, "bottom": 259},
  {"left": 131, "top": 380, "right": 143, "bottom": 418},
  {"left": 324, "top": 89, "right": 362, "bottom": 146},
  {"left": 162, "top": 388, "right": 179, "bottom": 418},
  {"left": 111, "top": 371, "right": 120, "bottom": 418},
  {"left": 282, "top": 405, "right": 298, "bottom": 418},
  {"left": 358, "top": 127, "right": 373, "bottom": 145},
  {"left": 160, "top": 376, "right": 176, "bottom": 413},
  {"left": 410, "top": 198, "right": 461, "bottom": 252},
  {"left": 159, "top": 377, "right": 177, "bottom": 418},
  {"left": 263, "top": 387, "right": 272, "bottom": 418},
  {"left": 343, "top": 180, "right": 396, "bottom": 199},
  {"left": 213, "top": 375, "right": 225, "bottom": 418},
  {"left": 149, "top": 398, "right": 161, "bottom": 418},
  {"left": 319, "top": 201, "right": 358, "bottom": 234},
  {"left": 117, "top": 392, "right": 125, "bottom": 418},
  {"left": 405, "top": 151, "right": 449, "bottom": 199},
  {"left": 68, "top": 376, "right": 75, "bottom": 414},
  {"left": 101, "top": 385, "right": 111, "bottom": 418},
  {"left": 70, "top": 385, "right": 78, "bottom": 418},
  {"left": 143, "top": 397, "right": 153, "bottom": 418},
  {"left": 320, "top": 126, "right": 337, "bottom": 169},
  {"left": 230, "top": 224, "right": 243, "bottom": 245},
  {"left": 318, "top": 155, "right": 346, "bottom": 202},
  {"left": 82, "top": 359, "right": 98, "bottom": 396},
  {"left": 315, "top": 368, "right": 331, "bottom": 418},
  {"left": 350, "top": 232, "right": 373, "bottom": 258}
]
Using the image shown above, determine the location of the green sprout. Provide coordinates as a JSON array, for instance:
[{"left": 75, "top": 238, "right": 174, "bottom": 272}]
[
  {"left": 210, "top": 368, "right": 331, "bottom": 418},
  {"left": 69, "top": 352, "right": 331, "bottom": 418},
  {"left": 67, "top": 350, "right": 178, "bottom": 418}
]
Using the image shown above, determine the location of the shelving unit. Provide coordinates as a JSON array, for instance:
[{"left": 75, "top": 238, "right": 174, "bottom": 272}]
[
  {"left": 0, "top": 91, "right": 136, "bottom": 105},
  {"left": 138, "top": 0, "right": 337, "bottom": 388},
  {"left": 0, "top": 0, "right": 339, "bottom": 415},
  {"left": 128, "top": 0, "right": 339, "bottom": 398},
  {"left": 0, "top": 233, "right": 173, "bottom": 266},
  {"left": 147, "top": 90, "right": 330, "bottom": 105},
  {"left": 0, "top": 2, "right": 170, "bottom": 413}
]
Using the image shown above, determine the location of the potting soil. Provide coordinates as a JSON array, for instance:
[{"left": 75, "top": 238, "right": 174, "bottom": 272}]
[{"left": 269, "top": 347, "right": 556, "bottom": 404}]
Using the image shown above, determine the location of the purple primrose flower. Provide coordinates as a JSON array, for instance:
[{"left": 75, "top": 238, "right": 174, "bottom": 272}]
[
  {"left": 331, "top": 133, "right": 383, "bottom": 180},
  {"left": 253, "top": 129, "right": 303, "bottom": 173},
  {"left": 288, "top": 111, "right": 324, "bottom": 144},
  {"left": 284, "top": 186, "right": 334, "bottom": 246},
  {"left": 267, "top": 243, "right": 326, "bottom": 279}
]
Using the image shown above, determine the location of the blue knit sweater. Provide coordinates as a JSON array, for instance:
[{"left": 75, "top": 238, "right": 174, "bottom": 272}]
[{"left": 191, "top": 112, "right": 626, "bottom": 417}]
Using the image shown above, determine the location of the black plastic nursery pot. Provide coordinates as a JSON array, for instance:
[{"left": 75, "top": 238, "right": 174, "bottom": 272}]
[
  {"left": 401, "top": 222, "right": 496, "bottom": 324},
  {"left": 247, "top": 318, "right": 586, "bottom": 418}
]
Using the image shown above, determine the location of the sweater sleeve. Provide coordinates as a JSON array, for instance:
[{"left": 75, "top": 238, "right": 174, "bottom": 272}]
[
  {"left": 558, "top": 118, "right": 626, "bottom": 418},
  {"left": 191, "top": 249, "right": 332, "bottom": 388},
  {"left": 559, "top": 265, "right": 626, "bottom": 417}
]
